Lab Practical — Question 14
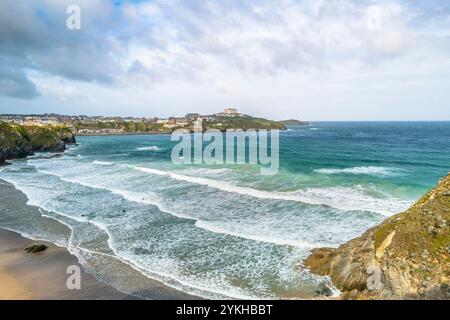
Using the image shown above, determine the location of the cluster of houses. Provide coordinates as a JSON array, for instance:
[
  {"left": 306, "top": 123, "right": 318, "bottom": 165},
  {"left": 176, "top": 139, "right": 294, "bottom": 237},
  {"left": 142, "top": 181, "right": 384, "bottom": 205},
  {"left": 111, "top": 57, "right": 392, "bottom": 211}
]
[
  {"left": 77, "top": 128, "right": 124, "bottom": 135},
  {"left": 0, "top": 114, "right": 67, "bottom": 126},
  {"left": 156, "top": 108, "right": 243, "bottom": 129},
  {"left": 0, "top": 108, "right": 244, "bottom": 129},
  {"left": 0, "top": 114, "right": 99, "bottom": 126}
]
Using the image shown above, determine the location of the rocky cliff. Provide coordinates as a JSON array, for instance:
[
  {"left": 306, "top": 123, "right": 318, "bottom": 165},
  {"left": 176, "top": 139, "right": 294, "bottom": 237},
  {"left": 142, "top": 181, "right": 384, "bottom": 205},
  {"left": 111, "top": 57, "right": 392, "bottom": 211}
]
[
  {"left": 0, "top": 122, "right": 76, "bottom": 165},
  {"left": 0, "top": 122, "right": 33, "bottom": 165},
  {"left": 304, "top": 174, "right": 450, "bottom": 300}
]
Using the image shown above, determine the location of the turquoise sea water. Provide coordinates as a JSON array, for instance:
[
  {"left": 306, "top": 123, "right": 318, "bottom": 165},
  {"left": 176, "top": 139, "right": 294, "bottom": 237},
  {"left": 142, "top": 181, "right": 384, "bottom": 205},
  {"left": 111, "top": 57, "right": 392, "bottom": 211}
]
[{"left": 0, "top": 122, "right": 449, "bottom": 298}]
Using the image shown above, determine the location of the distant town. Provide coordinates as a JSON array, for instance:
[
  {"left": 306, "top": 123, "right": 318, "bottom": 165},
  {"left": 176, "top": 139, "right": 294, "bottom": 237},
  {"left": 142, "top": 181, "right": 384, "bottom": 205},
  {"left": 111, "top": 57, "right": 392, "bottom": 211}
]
[
  {"left": 0, "top": 108, "right": 298, "bottom": 135},
  {"left": 0, "top": 108, "right": 243, "bottom": 127}
]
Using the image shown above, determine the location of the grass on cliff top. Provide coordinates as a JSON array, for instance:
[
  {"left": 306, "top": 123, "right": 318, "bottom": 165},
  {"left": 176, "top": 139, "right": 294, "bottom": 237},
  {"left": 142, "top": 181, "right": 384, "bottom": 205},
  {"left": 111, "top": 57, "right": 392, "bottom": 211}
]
[
  {"left": 204, "top": 116, "right": 286, "bottom": 131},
  {"left": 0, "top": 121, "right": 27, "bottom": 149},
  {"left": 18, "top": 125, "right": 72, "bottom": 148},
  {"left": 74, "top": 121, "right": 166, "bottom": 132},
  {"left": 0, "top": 121, "right": 73, "bottom": 149},
  {"left": 373, "top": 175, "right": 450, "bottom": 263},
  {"left": 0, "top": 121, "right": 17, "bottom": 134}
]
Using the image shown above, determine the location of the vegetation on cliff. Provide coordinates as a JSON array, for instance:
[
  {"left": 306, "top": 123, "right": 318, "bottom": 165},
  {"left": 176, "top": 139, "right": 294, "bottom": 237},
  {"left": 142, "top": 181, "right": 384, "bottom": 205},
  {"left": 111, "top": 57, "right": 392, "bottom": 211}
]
[
  {"left": 0, "top": 122, "right": 33, "bottom": 164},
  {"left": 304, "top": 174, "right": 450, "bottom": 300},
  {"left": 0, "top": 122, "right": 76, "bottom": 165},
  {"left": 73, "top": 120, "right": 166, "bottom": 133},
  {"left": 203, "top": 116, "right": 286, "bottom": 131},
  {"left": 278, "top": 119, "right": 310, "bottom": 126}
]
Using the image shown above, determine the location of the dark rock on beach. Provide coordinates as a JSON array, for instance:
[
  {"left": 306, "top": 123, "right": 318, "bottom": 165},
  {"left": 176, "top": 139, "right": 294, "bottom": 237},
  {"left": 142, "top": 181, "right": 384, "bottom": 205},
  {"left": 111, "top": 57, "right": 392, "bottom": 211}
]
[
  {"left": 0, "top": 160, "right": 12, "bottom": 166},
  {"left": 24, "top": 244, "right": 48, "bottom": 253}
]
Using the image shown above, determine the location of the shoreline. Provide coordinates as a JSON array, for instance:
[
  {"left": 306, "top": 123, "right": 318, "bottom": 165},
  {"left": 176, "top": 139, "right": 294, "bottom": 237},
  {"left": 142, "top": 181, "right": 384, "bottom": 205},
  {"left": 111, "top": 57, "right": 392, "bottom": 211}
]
[{"left": 0, "top": 179, "right": 199, "bottom": 300}]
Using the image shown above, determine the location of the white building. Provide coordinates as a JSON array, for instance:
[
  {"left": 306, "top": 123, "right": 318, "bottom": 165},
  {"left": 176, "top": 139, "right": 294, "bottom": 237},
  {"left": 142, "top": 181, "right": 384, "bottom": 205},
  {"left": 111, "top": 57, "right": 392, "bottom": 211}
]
[{"left": 215, "top": 108, "right": 243, "bottom": 117}]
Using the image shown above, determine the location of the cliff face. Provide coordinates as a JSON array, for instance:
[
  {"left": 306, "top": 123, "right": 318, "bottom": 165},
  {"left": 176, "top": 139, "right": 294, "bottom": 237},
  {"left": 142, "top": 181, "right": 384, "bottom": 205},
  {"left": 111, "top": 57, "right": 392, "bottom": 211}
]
[
  {"left": 304, "top": 174, "right": 450, "bottom": 300},
  {"left": 0, "top": 122, "right": 76, "bottom": 165},
  {"left": 0, "top": 123, "right": 33, "bottom": 165}
]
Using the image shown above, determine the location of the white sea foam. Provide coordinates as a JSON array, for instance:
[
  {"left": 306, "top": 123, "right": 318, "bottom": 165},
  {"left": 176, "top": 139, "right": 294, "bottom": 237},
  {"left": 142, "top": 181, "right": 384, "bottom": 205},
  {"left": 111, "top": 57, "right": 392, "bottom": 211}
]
[
  {"left": 23, "top": 166, "right": 198, "bottom": 223},
  {"left": 180, "top": 167, "right": 231, "bottom": 176},
  {"left": 195, "top": 220, "right": 323, "bottom": 248},
  {"left": 38, "top": 209, "right": 228, "bottom": 299},
  {"left": 133, "top": 166, "right": 410, "bottom": 215},
  {"left": 92, "top": 160, "right": 114, "bottom": 166},
  {"left": 3, "top": 165, "right": 344, "bottom": 249},
  {"left": 314, "top": 166, "right": 402, "bottom": 177},
  {"left": 137, "top": 146, "right": 161, "bottom": 151},
  {"left": 15, "top": 158, "right": 409, "bottom": 217}
]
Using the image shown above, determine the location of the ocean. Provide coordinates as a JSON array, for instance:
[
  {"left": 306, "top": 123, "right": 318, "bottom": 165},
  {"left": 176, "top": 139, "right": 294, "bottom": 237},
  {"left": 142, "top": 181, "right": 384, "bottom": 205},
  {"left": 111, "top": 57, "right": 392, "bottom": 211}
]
[{"left": 1, "top": 122, "right": 449, "bottom": 299}]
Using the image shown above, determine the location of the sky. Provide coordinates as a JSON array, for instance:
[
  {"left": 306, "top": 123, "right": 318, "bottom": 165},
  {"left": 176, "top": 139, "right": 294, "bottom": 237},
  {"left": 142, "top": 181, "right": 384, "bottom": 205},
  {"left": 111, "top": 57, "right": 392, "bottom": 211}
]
[{"left": 0, "top": 0, "right": 449, "bottom": 120}]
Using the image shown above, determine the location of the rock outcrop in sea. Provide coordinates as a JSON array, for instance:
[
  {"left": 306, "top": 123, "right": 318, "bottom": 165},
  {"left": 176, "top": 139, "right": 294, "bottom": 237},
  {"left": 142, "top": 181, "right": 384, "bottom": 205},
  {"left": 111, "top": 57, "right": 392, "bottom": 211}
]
[
  {"left": 304, "top": 174, "right": 450, "bottom": 300},
  {"left": 0, "top": 122, "right": 76, "bottom": 165}
]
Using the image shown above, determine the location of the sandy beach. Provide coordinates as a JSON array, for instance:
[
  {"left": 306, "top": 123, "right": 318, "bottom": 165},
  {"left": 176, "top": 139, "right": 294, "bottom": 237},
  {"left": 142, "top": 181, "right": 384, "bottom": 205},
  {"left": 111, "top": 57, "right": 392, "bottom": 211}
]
[
  {"left": 0, "top": 228, "right": 132, "bottom": 300},
  {"left": 0, "top": 179, "right": 197, "bottom": 300}
]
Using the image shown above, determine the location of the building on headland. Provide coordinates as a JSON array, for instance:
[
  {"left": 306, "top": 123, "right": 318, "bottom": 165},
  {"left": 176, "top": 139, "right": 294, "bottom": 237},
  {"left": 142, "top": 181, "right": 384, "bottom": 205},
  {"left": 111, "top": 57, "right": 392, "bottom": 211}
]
[
  {"left": 215, "top": 108, "right": 243, "bottom": 117},
  {"left": 224, "top": 108, "right": 239, "bottom": 115},
  {"left": 157, "top": 117, "right": 189, "bottom": 129}
]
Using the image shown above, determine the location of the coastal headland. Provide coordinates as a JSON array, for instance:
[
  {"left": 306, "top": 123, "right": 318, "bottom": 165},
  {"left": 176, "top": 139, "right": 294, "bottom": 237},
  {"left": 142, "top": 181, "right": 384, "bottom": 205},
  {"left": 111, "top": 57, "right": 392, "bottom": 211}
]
[
  {"left": 0, "top": 122, "right": 76, "bottom": 166},
  {"left": 0, "top": 109, "right": 297, "bottom": 138},
  {"left": 304, "top": 174, "right": 450, "bottom": 300}
]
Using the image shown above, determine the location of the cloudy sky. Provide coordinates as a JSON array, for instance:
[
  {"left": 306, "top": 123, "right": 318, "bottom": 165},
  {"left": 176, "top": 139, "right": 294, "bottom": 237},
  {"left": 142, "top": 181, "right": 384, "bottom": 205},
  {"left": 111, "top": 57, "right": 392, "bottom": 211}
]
[{"left": 0, "top": 0, "right": 449, "bottom": 120}]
